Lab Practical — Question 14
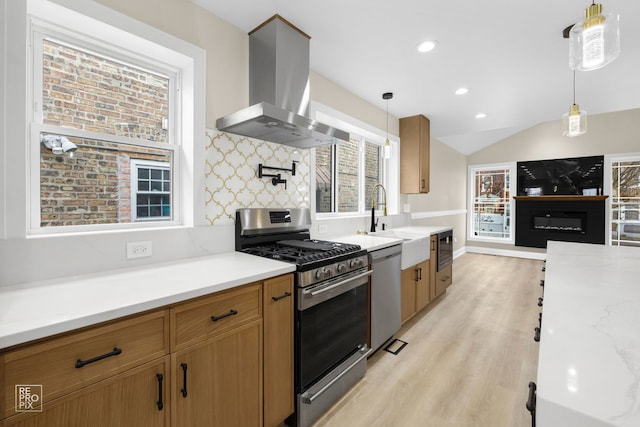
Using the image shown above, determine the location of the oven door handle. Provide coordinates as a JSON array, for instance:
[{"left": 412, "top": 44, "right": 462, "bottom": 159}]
[
  {"left": 301, "top": 347, "right": 371, "bottom": 404},
  {"left": 304, "top": 270, "right": 372, "bottom": 296}
]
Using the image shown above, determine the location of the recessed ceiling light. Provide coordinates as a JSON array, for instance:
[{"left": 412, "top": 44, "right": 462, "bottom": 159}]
[
  {"left": 417, "top": 40, "right": 438, "bottom": 53},
  {"left": 475, "top": 113, "right": 487, "bottom": 119},
  {"left": 455, "top": 87, "right": 469, "bottom": 95}
]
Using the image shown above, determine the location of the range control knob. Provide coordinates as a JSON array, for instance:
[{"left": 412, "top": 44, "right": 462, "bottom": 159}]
[
  {"left": 323, "top": 268, "right": 332, "bottom": 278},
  {"left": 315, "top": 269, "right": 324, "bottom": 280},
  {"left": 349, "top": 259, "right": 358, "bottom": 268},
  {"left": 337, "top": 263, "right": 346, "bottom": 273}
]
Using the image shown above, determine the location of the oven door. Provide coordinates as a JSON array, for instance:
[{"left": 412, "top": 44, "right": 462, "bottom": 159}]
[{"left": 296, "top": 269, "right": 371, "bottom": 391}]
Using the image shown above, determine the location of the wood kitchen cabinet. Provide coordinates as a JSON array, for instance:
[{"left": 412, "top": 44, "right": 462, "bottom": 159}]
[
  {"left": 2, "top": 358, "right": 170, "bottom": 427},
  {"left": 171, "top": 321, "right": 262, "bottom": 427},
  {"left": 400, "top": 260, "right": 430, "bottom": 324},
  {"left": 429, "top": 235, "right": 437, "bottom": 300},
  {"left": 0, "top": 274, "right": 294, "bottom": 427},
  {"left": 170, "top": 283, "right": 263, "bottom": 427},
  {"left": 1, "top": 310, "right": 170, "bottom": 426},
  {"left": 435, "top": 264, "right": 453, "bottom": 296},
  {"left": 263, "top": 274, "right": 294, "bottom": 427},
  {"left": 399, "top": 114, "right": 430, "bottom": 194}
]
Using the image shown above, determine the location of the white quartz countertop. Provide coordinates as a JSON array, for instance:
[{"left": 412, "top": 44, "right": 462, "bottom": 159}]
[
  {"left": 0, "top": 252, "right": 295, "bottom": 350},
  {"left": 332, "top": 234, "right": 403, "bottom": 252},
  {"left": 333, "top": 226, "right": 453, "bottom": 253},
  {"left": 537, "top": 241, "right": 640, "bottom": 427}
]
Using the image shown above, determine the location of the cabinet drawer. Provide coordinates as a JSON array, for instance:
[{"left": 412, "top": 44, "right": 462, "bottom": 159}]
[
  {"left": 435, "top": 264, "right": 453, "bottom": 296},
  {"left": 171, "top": 284, "right": 262, "bottom": 351},
  {"left": 1, "top": 310, "right": 169, "bottom": 419}
]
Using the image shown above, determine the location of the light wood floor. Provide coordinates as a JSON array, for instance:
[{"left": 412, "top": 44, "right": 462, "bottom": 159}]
[{"left": 313, "top": 253, "right": 543, "bottom": 427}]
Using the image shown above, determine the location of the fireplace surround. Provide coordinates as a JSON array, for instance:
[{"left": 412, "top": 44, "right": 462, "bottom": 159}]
[{"left": 515, "top": 196, "right": 606, "bottom": 248}]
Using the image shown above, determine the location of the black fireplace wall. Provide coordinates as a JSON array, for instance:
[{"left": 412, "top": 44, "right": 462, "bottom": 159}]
[{"left": 515, "top": 200, "right": 605, "bottom": 248}]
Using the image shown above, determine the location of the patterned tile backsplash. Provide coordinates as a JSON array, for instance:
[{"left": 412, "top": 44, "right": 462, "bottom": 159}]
[{"left": 205, "top": 130, "right": 311, "bottom": 225}]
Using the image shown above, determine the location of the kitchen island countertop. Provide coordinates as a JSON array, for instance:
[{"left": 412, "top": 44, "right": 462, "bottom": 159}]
[
  {"left": 538, "top": 241, "right": 640, "bottom": 427},
  {"left": 0, "top": 252, "right": 295, "bottom": 349}
]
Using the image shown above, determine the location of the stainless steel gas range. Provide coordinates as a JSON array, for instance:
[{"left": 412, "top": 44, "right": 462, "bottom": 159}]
[{"left": 235, "top": 208, "right": 371, "bottom": 427}]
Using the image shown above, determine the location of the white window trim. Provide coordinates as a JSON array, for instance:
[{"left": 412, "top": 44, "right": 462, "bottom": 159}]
[
  {"left": 605, "top": 152, "right": 640, "bottom": 246},
  {"left": 21, "top": 0, "right": 204, "bottom": 236},
  {"left": 467, "top": 162, "right": 516, "bottom": 244},
  {"left": 311, "top": 102, "right": 400, "bottom": 218}
]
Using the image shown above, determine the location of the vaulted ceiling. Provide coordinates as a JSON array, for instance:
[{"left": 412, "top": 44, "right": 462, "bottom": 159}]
[{"left": 192, "top": 0, "right": 640, "bottom": 154}]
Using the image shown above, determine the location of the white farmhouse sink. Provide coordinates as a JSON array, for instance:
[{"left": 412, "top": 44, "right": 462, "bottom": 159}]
[{"left": 371, "top": 230, "right": 430, "bottom": 270}]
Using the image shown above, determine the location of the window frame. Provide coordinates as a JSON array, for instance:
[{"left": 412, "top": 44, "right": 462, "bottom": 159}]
[
  {"left": 130, "top": 159, "right": 172, "bottom": 222},
  {"left": 467, "top": 162, "right": 515, "bottom": 244},
  {"left": 315, "top": 135, "right": 389, "bottom": 216},
  {"left": 27, "top": 17, "right": 189, "bottom": 235},
  {"left": 605, "top": 153, "right": 640, "bottom": 247}
]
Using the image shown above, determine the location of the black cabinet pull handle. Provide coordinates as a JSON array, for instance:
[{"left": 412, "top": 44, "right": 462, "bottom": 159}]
[
  {"left": 75, "top": 347, "right": 122, "bottom": 368},
  {"left": 418, "top": 268, "right": 422, "bottom": 281},
  {"left": 180, "top": 363, "right": 188, "bottom": 397},
  {"left": 541, "top": 266, "right": 545, "bottom": 272},
  {"left": 156, "top": 374, "right": 164, "bottom": 411},
  {"left": 539, "top": 279, "right": 544, "bottom": 287},
  {"left": 526, "top": 382, "right": 537, "bottom": 427},
  {"left": 539, "top": 312, "right": 542, "bottom": 329},
  {"left": 534, "top": 327, "right": 541, "bottom": 342},
  {"left": 272, "top": 291, "right": 292, "bottom": 301},
  {"left": 537, "top": 297, "right": 543, "bottom": 307},
  {"left": 211, "top": 309, "right": 238, "bottom": 322}
]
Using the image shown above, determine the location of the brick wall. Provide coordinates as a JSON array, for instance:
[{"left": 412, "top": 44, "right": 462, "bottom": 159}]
[
  {"left": 40, "top": 139, "right": 170, "bottom": 227},
  {"left": 315, "top": 141, "right": 382, "bottom": 213},
  {"left": 42, "top": 40, "right": 169, "bottom": 142},
  {"left": 39, "top": 39, "right": 171, "bottom": 227}
]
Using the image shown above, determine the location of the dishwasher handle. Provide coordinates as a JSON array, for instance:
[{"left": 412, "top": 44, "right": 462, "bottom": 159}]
[{"left": 369, "top": 244, "right": 402, "bottom": 262}]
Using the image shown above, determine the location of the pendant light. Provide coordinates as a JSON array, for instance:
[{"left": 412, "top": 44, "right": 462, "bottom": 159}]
[
  {"left": 382, "top": 92, "right": 393, "bottom": 159},
  {"left": 568, "top": 1, "right": 620, "bottom": 71},
  {"left": 562, "top": 71, "right": 587, "bottom": 137}
]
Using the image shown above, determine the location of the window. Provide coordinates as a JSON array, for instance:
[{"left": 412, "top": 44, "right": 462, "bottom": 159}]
[
  {"left": 610, "top": 156, "right": 640, "bottom": 247},
  {"left": 29, "top": 21, "right": 188, "bottom": 233},
  {"left": 468, "top": 164, "right": 514, "bottom": 242},
  {"left": 316, "top": 136, "right": 385, "bottom": 214},
  {"left": 131, "top": 160, "right": 171, "bottom": 221}
]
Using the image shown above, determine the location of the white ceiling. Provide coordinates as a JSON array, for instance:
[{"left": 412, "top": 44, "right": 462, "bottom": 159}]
[{"left": 192, "top": 0, "right": 640, "bottom": 155}]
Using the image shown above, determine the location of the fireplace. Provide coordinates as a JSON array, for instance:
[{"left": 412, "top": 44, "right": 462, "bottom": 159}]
[
  {"left": 515, "top": 197, "right": 605, "bottom": 248},
  {"left": 531, "top": 211, "right": 586, "bottom": 233}
]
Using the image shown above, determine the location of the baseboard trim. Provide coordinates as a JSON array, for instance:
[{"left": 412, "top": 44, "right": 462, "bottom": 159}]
[{"left": 463, "top": 246, "right": 546, "bottom": 260}]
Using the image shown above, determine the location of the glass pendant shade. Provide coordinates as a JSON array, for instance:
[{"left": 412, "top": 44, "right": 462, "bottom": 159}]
[
  {"left": 569, "top": 3, "right": 620, "bottom": 71},
  {"left": 382, "top": 92, "right": 393, "bottom": 159},
  {"left": 562, "top": 104, "right": 587, "bottom": 137},
  {"left": 383, "top": 139, "right": 391, "bottom": 159}
]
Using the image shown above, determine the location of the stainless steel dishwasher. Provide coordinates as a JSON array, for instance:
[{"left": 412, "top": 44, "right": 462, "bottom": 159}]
[{"left": 369, "top": 243, "right": 402, "bottom": 352}]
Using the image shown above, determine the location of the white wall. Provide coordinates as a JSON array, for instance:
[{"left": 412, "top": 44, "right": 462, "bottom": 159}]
[{"left": 404, "top": 136, "right": 468, "bottom": 254}]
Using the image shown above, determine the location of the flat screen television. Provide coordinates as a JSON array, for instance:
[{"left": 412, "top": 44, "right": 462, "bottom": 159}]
[{"left": 517, "top": 155, "right": 604, "bottom": 196}]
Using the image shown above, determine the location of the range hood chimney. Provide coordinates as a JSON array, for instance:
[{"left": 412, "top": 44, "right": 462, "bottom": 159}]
[{"left": 216, "top": 15, "right": 350, "bottom": 148}]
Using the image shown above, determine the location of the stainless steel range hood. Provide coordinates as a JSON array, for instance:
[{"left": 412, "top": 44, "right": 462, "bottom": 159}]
[{"left": 216, "top": 15, "right": 350, "bottom": 148}]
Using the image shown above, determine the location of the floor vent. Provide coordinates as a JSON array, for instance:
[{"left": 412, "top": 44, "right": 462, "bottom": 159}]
[{"left": 383, "top": 338, "right": 408, "bottom": 355}]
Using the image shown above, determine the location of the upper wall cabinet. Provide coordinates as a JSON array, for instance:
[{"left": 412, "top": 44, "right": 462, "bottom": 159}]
[{"left": 399, "top": 115, "right": 430, "bottom": 194}]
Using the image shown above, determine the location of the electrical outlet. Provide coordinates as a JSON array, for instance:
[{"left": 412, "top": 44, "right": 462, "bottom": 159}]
[
  {"left": 318, "top": 224, "right": 328, "bottom": 234},
  {"left": 127, "top": 241, "right": 152, "bottom": 259}
]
